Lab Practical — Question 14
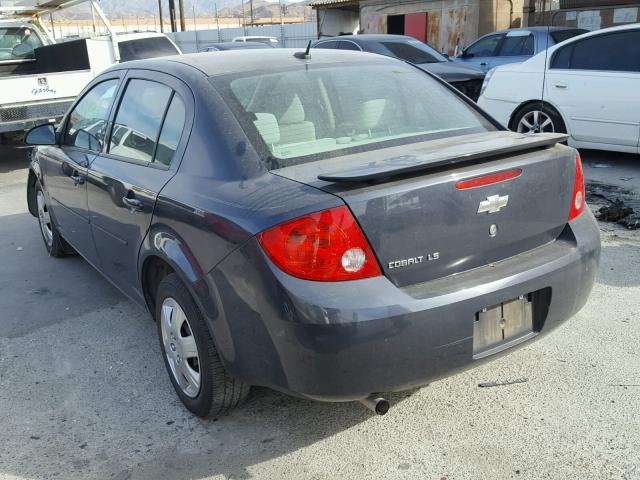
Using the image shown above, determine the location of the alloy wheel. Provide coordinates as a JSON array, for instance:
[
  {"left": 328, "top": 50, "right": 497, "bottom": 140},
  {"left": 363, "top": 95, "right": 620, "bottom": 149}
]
[
  {"left": 517, "top": 110, "right": 555, "bottom": 134},
  {"left": 160, "top": 297, "right": 201, "bottom": 398},
  {"left": 36, "top": 190, "right": 53, "bottom": 247}
]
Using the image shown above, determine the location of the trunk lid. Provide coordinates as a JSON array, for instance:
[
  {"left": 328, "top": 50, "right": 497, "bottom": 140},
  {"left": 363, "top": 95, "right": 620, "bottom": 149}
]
[{"left": 272, "top": 131, "right": 575, "bottom": 287}]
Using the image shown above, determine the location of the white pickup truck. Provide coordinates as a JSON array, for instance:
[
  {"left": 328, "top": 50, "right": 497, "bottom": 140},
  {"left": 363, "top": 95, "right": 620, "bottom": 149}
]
[{"left": 0, "top": 17, "right": 180, "bottom": 139}]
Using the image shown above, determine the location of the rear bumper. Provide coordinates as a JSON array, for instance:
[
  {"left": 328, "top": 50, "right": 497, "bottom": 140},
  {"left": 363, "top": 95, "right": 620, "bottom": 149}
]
[
  {"left": 0, "top": 99, "right": 72, "bottom": 133},
  {"left": 208, "top": 209, "right": 600, "bottom": 401}
]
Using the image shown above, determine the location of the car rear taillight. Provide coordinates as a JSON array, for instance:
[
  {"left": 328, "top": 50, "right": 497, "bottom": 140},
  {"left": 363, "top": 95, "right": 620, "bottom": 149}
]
[
  {"left": 568, "top": 152, "right": 585, "bottom": 221},
  {"left": 257, "top": 205, "right": 382, "bottom": 281}
]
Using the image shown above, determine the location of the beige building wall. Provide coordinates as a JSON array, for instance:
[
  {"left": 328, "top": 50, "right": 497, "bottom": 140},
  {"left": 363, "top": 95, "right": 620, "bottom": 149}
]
[{"left": 360, "top": 0, "right": 525, "bottom": 54}]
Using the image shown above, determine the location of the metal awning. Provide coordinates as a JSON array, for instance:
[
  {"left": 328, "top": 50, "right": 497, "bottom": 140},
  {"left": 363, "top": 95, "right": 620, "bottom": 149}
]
[
  {"left": 0, "top": 0, "right": 91, "bottom": 17},
  {"left": 309, "top": 0, "right": 360, "bottom": 8}
]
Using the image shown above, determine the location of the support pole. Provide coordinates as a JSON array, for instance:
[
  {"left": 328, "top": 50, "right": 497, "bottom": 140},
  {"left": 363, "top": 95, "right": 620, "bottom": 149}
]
[
  {"left": 91, "top": 0, "right": 119, "bottom": 62},
  {"left": 178, "top": 0, "right": 186, "bottom": 31},
  {"left": 168, "top": 0, "right": 177, "bottom": 32},
  {"left": 158, "top": 0, "right": 164, "bottom": 32}
]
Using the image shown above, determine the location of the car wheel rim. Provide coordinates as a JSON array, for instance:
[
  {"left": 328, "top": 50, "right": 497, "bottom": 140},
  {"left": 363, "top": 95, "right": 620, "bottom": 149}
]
[
  {"left": 517, "top": 110, "right": 555, "bottom": 134},
  {"left": 36, "top": 190, "right": 53, "bottom": 247},
  {"left": 160, "top": 297, "right": 201, "bottom": 398}
]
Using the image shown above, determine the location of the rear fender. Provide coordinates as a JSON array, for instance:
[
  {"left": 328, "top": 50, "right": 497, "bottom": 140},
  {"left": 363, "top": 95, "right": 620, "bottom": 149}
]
[{"left": 138, "top": 225, "right": 218, "bottom": 320}]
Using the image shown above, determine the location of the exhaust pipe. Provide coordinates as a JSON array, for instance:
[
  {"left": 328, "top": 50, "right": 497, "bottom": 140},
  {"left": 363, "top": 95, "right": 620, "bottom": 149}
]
[{"left": 358, "top": 394, "right": 390, "bottom": 415}]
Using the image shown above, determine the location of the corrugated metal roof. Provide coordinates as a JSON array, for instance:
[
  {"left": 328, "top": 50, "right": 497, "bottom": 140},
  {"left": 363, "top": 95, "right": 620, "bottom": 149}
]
[{"left": 309, "top": 0, "right": 359, "bottom": 8}]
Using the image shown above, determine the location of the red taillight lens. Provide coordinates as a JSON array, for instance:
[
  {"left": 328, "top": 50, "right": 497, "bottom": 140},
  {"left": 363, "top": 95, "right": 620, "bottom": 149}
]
[
  {"left": 257, "top": 205, "right": 382, "bottom": 281},
  {"left": 455, "top": 168, "right": 522, "bottom": 190},
  {"left": 568, "top": 152, "right": 585, "bottom": 221}
]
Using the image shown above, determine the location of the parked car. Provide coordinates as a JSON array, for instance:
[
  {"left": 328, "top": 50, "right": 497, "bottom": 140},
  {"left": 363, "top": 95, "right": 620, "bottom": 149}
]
[
  {"left": 312, "top": 34, "right": 486, "bottom": 100},
  {"left": 25, "top": 49, "right": 600, "bottom": 418},
  {"left": 453, "top": 27, "right": 588, "bottom": 72},
  {"left": 478, "top": 24, "right": 640, "bottom": 154},
  {"left": 232, "top": 35, "right": 279, "bottom": 47},
  {"left": 198, "top": 41, "right": 272, "bottom": 52}
]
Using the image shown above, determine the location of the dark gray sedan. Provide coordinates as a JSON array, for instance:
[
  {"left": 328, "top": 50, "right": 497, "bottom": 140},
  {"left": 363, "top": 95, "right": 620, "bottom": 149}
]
[
  {"left": 312, "top": 34, "right": 486, "bottom": 100},
  {"left": 25, "top": 49, "right": 600, "bottom": 418}
]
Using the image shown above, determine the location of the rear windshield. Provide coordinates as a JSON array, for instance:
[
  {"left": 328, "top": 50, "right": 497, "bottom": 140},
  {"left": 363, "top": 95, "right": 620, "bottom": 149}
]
[
  {"left": 0, "top": 27, "right": 44, "bottom": 61},
  {"left": 118, "top": 37, "right": 180, "bottom": 62},
  {"left": 379, "top": 40, "right": 447, "bottom": 64},
  {"left": 550, "top": 29, "right": 588, "bottom": 44},
  {"left": 211, "top": 63, "right": 494, "bottom": 168}
]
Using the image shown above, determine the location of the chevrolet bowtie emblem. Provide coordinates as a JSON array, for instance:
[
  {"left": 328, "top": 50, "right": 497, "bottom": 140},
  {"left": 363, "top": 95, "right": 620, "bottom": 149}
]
[{"left": 477, "top": 194, "right": 509, "bottom": 214}]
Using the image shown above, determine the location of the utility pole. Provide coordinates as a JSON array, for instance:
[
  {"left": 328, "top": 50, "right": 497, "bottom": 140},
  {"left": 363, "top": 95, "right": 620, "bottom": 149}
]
[
  {"left": 249, "top": 0, "right": 254, "bottom": 25},
  {"left": 214, "top": 2, "right": 221, "bottom": 42},
  {"left": 178, "top": 0, "right": 186, "bottom": 31},
  {"left": 158, "top": 0, "right": 164, "bottom": 32},
  {"left": 168, "top": 0, "right": 177, "bottom": 32}
]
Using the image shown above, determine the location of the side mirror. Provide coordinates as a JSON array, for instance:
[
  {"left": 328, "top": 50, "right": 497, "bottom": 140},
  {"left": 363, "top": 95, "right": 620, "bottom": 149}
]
[{"left": 24, "top": 123, "right": 56, "bottom": 146}]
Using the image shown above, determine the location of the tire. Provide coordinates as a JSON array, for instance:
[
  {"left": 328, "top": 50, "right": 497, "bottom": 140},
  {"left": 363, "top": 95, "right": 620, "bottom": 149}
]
[
  {"left": 155, "top": 273, "right": 250, "bottom": 418},
  {"left": 511, "top": 103, "right": 566, "bottom": 135},
  {"left": 35, "top": 184, "right": 71, "bottom": 257}
]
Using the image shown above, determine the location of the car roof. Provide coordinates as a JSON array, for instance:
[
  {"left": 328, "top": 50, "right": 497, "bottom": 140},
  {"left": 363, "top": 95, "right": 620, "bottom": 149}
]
[
  {"left": 121, "top": 48, "right": 399, "bottom": 77},
  {"left": 316, "top": 34, "right": 414, "bottom": 44},
  {"left": 203, "top": 42, "right": 271, "bottom": 49},
  {"left": 492, "top": 26, "right": 586, "bottom": 34}
]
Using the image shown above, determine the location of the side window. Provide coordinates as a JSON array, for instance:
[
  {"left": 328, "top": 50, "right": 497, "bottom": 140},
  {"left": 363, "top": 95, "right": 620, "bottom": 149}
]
[
  {"left": 498, "top": 34, "right": 534, "bottom": 56},
  {"left": 339, "top": 41, "right": 360, "bottom": 51},
  {"left": 64, "top": 79, "right": 118, "bottom": 152},
  {"left": 155, "top": 95, "right": 186, "bottom": 166},
  {"left": 109, "top": 79, "right": 172, "bottom": 162},
  {"left": 465, "top": 34, "right": 503, "bottom": 57},
  {"left": 314, "top": 41, "right": 339, "bottom": 50},
  {"left": 568, "top": 31, "right": 640, "bottom": 72}
]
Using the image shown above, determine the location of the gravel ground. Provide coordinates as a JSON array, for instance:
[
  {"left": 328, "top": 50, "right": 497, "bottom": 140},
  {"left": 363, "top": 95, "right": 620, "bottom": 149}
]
[{"left": 0, "top": 146, "right": 639, "bottom": 480}]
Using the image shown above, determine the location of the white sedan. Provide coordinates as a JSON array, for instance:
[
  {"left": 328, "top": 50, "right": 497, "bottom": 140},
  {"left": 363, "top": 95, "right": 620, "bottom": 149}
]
[{"left": 478, "top": 24, "right": 640, "bottom": 154}]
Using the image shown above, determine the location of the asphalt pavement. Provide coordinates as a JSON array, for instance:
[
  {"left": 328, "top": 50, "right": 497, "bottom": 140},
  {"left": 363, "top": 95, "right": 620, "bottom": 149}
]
[{"left": 0, "top": 145, "right": 639, "bottom": 480}]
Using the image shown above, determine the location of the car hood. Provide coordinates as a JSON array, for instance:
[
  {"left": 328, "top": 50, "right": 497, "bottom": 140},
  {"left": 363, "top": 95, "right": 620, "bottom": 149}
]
[{"left": 416, "top": 62, "right": 485, "bottom": 81}]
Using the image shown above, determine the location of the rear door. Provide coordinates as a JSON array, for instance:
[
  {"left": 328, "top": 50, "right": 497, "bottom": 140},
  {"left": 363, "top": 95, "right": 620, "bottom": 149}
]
[
  {"left": 87, "top": 70, "right": 192, "bottom": 301},
  {"left": 545, "top": 29, "right": 640, "bottom": 150},
  {"left": 37, "top": 75, "right": 121, "bottom": 265}
]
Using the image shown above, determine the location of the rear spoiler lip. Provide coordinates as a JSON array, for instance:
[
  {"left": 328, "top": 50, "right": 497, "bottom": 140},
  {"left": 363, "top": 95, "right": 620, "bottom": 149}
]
[{"left": 317, "top": 133, "right": 569, "bottom": 183}]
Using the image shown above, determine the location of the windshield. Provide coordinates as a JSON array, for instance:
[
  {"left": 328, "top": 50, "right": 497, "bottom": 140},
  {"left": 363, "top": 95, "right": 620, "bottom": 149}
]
[
  {"left": 0, "top": 27, "right": 44, "bottom": 61},
  {"left": 379, "top": 39, "right": 447, "bottom": 64},
  {"left": 212, "top": 63, "right": 494, "bottom": 168}
]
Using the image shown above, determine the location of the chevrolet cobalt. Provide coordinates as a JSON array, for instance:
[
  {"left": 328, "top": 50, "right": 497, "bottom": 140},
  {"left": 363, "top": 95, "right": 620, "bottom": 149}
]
[{"left": 25, "top": 49, "right": 600, "bottom": 418}]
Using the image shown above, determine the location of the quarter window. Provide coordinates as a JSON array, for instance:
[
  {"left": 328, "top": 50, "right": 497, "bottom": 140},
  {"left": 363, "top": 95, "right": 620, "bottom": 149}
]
[
  {"left": 339, "top": 41, "right": 361, "bottom": 51},
  {"left": 314, "top": 41, "right": 339, "bottom": 49},
  {"left": 109, "top": 79, "right": 172, "bottom": 162},
  {"left": 155, "top": 95, "right": 186, "bottom": 166},
  {"left": 64, "top": 79, "right": 118, "bottom": 152}
]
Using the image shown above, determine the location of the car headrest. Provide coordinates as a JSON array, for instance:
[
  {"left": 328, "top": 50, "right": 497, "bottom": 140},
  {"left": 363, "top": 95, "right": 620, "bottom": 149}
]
[
  {"left": 253, "top": 113, "right": 280, "bottom": 146},
  {"left": 279, "top": 95, "right": 305, "bottom": 125},
  {"left": 360, "top": 99, "right": 386, "bottom": 130}
]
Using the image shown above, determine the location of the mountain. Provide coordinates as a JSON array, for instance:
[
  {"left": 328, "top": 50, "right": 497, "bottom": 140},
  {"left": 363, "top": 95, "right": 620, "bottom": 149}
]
[{"left": 55, "top": 0, "right": 308, "bottom": 19}]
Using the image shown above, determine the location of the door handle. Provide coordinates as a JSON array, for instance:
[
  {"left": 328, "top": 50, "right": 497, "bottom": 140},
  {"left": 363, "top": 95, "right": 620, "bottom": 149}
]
[
  {"left": 122, "top": 196, "right": 143, "bottom": 212},
  {"left": 554, "top": 83, "right": 568, "bottom": 89},
  {"left": 70, "top": 174, "right": 85, "bottom": 186},
  {"left": 480, "top": 62, "right": 488, "bottom": 66}
]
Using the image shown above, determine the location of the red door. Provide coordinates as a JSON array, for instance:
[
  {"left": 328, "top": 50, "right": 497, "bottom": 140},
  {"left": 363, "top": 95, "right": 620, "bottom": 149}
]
[{"left": 404, "top": 12, "right": 427, "bottom": 42}]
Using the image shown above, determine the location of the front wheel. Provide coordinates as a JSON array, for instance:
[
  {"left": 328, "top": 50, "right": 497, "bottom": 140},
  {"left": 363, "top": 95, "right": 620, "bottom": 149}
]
[
  {"left": 156, "top": 273, "right": 250, "bottom": 418},
  {"left": 512, "top": 104, "right": 566, "bottom": 135}
]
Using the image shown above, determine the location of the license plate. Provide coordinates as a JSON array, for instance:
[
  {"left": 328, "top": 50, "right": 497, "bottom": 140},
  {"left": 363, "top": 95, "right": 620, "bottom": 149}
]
[{"left": 473, "top": 296, "right": 535, "bottom": 359}]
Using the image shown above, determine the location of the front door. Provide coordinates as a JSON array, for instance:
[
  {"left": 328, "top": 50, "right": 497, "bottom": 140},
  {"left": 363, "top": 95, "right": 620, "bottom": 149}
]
[
  {"left": 87, "top": 70, "right": 190, "bottom": 302},
  {"left": 546, "top": 29, "right": 640, "bottom": 149},
  {"left": 38, "top": 77, "right": 121, "bottom": 265},
  {"left": 456, "top": 33, "right": 504, "bottom": 72}
]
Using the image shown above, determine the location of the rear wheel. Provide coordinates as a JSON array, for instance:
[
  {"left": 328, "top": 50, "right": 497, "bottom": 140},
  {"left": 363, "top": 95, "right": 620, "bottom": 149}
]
[
  {"left": 156, "top": 273, "right": 250, "bottom": 418},
  {"left": 512, "top": 103, "right": 566, "bottom": 134},
  {"left": 35, "top": 185, "right": 69, "bottom": 257}
]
